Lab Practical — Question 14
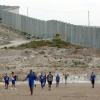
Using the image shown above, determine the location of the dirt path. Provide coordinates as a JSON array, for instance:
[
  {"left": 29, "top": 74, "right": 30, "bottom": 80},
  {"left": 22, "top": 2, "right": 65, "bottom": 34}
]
[
  {"left": 0, "top": 83, "right": 100, "bottom": 100},
  {"left": 0, "top": 39, "right": 31, "bottom": 49}
]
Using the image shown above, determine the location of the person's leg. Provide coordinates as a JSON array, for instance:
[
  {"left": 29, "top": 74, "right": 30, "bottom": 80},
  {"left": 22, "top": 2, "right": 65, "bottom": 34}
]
[
  {"left": 94, "top": 81, "right": 95, "bottom": 88},
  {"left": 14, "top": 81, "right": 16, "bottom": 87},
  {"left": 42, "top": 82, "right": 45, "bottom": 89},
  {"left": 6, "top": 82, "right": 9, "bottom": 89},
  {"left": 48, "top": 81, "right": 51, "bottom": 90},
  {"left": 5, "top": 83, "right": 7, "bottom": 89},
  {"left": 56, "top": 81, "right": 58, "bottom": 87},
  {"left": 31, "top": 87, "right": 33, "bottom": 95},
  {"left": 49, "top": 84, "right": 51, "bottom": 90},
  {"left": 91, "top": 80, "right": 94, "bottom": 88},
  {"left": 34, "top": 81, "right": 36, "bottom": 87},
  {"left": 49, "top": 81, "right": 52, "bottom": 90},
  {"left": 12, "top": 81, "right": 15, "bottom": 89},
  {"left": 65, "top": 79, "right": 67, "bottom": 84},
  {"left": 29, "top": 84, "right": 34, "bottom": 95},
  {"left": 44, "top": 81, "right": 46, "bottom": 87},
  {"left": 13, "top": 83, "right": 16, "bottom": 88},
  {"left": 92, "top": 80, "right": 94, "bottom": 88},
  {"left": 29, "top": 84, "right": 33, "bottom": 95},
  {"left": 93, "top": 83, "right": 94, "bottom": 88},
  {"left": 12, "top": 83, "right": 14, "bottom": 88},
  {"left": 92, "top": 83, "right": 94, "bottom": 88},
  {"left": 56, "top": 82, "right": 57, "bottom": 87},
  {"left": 57, "top": 82, "right": 59, "bottom": 87},
  {"left": 41, "top": 81, "right": 43, "bottom": 89}
]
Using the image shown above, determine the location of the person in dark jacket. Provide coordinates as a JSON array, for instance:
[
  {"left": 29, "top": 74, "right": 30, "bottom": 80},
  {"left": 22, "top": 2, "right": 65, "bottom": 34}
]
[
  {"left": 64, "top": 73, "right": 69, "bottom": 84},
  {"left": 3, "top": 73, "right": 9, "bottom": 89},
  {"left": 39, "top": 72, "right": 46, "bottom": 89},
  {"left": 90, "top": 72, "right": 96, "bottom": 88},
  {"left": 47, "top": 72, "right": 53, "bottom": 90},
  {"left": 11, "top": 72, "right": 17, "bottom": 88},
  {"left": 56, "top": 74, "right": 60, "bottom": 87}
]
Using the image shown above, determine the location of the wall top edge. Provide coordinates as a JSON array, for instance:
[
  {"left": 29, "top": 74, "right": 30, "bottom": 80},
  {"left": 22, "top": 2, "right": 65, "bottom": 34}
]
[{"left": 0, "top": 5, "right": 19, "bottom": 9}]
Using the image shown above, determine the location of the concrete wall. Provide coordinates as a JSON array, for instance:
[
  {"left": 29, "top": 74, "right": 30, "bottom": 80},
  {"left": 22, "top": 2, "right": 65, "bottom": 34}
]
[
  {"left": 0, "top": 5, "right": 19, "bottom": 23},
  {"left": 0, "top": 5, "right": 19, "bottom": 14},
  {"left": 0, "top": 5, "right": 100, "bottom": 48}
]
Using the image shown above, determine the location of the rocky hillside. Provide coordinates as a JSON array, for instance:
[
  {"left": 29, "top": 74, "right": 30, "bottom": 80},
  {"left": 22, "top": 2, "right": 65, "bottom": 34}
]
[
  {"left": 0, "top": 47, "right": 100, "bottom": 74},
  {"left": 0, "top": 24, "right": 26, "bottom": 45},
  {"left": 0, "top": 24, "right": 100, "bottom": 80}
]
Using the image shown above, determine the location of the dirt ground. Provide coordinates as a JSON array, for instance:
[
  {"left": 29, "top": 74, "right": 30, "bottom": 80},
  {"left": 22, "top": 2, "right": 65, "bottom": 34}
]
[{"left": 0, "top": 83, "right": 100, "bottom": 100}]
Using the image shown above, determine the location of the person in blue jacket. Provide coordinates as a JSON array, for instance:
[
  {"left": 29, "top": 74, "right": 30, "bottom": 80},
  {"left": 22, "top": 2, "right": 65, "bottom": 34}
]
[
  {"left": 90, "top": 72, "right": 96, "bottom": 88},
  {"left": 44, "top": 73, "right": 46, "bottom": 87},
  {"left": 56, "top": 74, "right": 60, "bottom": 87},
  {"left": 25, "top": 70, "right": 36, "bottom": 95},
  {"left": 39, "top": 72, "right": 46, "bottom": 89},
  {"left": 3, "top": 73, "right": 9, "bottom": 89}
]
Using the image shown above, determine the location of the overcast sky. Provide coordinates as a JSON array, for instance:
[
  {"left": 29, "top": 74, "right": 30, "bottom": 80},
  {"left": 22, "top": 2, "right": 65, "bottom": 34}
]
[{"left": 0, "top": 0, "right": 100, "bottom": 26}]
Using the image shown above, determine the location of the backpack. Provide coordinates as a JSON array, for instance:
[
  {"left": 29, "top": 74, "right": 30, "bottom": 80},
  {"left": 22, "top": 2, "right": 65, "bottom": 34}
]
[
  {"left": 56, "top": 75, "right": 60, "bottom": 81},
  {"left": 40, "top": 75, "right": 44, "bottom": 81},
  {"left": 4, "top": 76, "right": 9, "bottom": 81},
  {"left": 47, "top": 74, "right": 53, "bottom": 81}
]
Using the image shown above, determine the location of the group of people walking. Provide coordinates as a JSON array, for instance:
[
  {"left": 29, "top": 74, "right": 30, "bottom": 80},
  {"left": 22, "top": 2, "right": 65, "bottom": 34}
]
[
  {"left": 25, "top": 70, "right": 54, "bottom": 95},
  {"left": 25, "top": 70, "right": 96, "bottom": 95},
  {"left": 3, "top": 72, "right": 17, "bottom": 89},
  {"left": 3, "top": 70, "right": 96, "bottom": 95}
]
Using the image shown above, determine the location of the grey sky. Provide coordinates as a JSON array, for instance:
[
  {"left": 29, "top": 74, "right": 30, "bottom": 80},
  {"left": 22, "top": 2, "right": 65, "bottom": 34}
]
[{"left": 0, "top": 0, "right": 100, "bottom": 26}]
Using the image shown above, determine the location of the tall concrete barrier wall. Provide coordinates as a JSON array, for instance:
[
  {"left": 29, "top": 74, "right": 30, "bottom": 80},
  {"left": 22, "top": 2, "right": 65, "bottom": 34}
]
[{"left": 0, "top": 5, "right": 100, "bottom": 48}]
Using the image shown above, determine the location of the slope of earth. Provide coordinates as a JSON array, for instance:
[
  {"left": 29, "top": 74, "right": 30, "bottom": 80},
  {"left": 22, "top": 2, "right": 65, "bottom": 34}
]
[
  {"left": 0, "top": 24, "right": 100, "bottom": 81},
  {"left": 0, "top": 47, "right": 100, "bottom": 80}
]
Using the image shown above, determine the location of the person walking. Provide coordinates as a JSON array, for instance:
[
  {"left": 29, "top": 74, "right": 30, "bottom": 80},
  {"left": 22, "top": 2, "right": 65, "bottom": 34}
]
[
  {"left": 47, "top": 72, "right": 53, "bottom": 90},
  {"left": 3, "top": 73, "right": 9, "bottom": 89},
  {"left": 44, "top": 73, "right": 46, "bottom": 87},
  {"left": 56, "top": 74, "right": 60, "bottom": 87},
  {"left": 25, "top": 70, "right": 37, "bottom": 95},
  {"left": 39, "top": 72, "right": 46, "bottom": 89},
  {"left": 90, "top": 72, "right": 96, "bottom": 88},
  {"left": 11, "top": 72, "right": 17, "bottom": 89},
  {"left": 64, "top": 73, "right": 69, "bottom": 84}
]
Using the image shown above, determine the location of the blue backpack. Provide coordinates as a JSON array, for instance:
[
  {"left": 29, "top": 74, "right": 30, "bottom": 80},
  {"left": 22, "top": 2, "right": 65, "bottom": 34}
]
[{"left": 56, "top": 75, "right": 60, "bottom": 82}]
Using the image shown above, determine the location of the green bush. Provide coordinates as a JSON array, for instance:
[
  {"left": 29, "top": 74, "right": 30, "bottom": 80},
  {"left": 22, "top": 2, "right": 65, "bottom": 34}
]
[{"left": 9, "top": 33, "right": 82, "bottom": 49}]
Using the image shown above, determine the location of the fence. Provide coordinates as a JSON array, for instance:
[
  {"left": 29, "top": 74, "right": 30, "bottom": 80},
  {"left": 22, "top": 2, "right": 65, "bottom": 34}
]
[{"left": 1, "top": 6, "right": 100, "bottom": 48}]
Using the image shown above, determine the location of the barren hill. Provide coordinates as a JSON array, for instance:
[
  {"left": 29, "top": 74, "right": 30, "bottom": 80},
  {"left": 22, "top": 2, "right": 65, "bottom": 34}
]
[{"left": 0, "top": 24, "right": 100, "bottom": 80}]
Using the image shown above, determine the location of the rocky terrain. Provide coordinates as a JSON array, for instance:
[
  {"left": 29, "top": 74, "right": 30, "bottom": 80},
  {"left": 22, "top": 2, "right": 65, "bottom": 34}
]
[
  {"left": 0, "top": 24, "right": 100, "bottom": 80},
  {"left": 0, "top": 24, "right": 26, "bottom": 45},
  {"left": 0, "top": 47, "right": 100, "bottom": 76}
]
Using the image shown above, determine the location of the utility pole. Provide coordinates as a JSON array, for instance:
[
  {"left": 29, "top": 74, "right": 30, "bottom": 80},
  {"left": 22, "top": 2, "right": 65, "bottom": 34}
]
[
  {"left": 88, "top": 10, "right": 90, "bottom": 26},
  {"left": 27, "top": 7, "right": 29, "bottom": 17}
]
